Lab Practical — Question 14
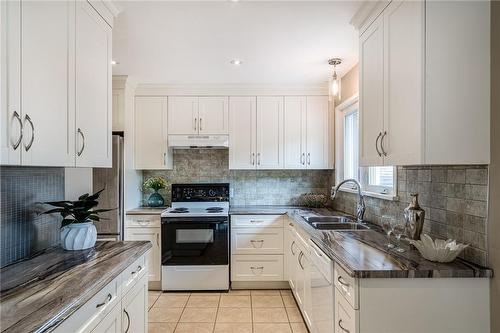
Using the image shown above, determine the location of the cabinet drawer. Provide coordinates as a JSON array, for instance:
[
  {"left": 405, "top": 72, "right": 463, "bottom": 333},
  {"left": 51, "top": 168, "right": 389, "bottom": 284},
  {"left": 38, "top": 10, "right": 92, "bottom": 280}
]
[
  {"left": 334, "top": 264, "right": 358, "bottom": 309},
  {"left": 231, "top": 255, "right": 284, "bottom": 281},
  {"left": 121, "top": 255, "right": 147, "bottom": 295},
  {"left": 231, "top": 228, "right": 284, "bottom": 255},
  {"left": 231, "top": 215, "right": 283, "bottom": 228},
  {"left": 335, "top": 288, "right": 359, "bottom": 333},
  {"left": 126, "top": 214, "right": 161, "bottom": 228},
  {"left": 53, "top": 277, "right": 120, "bottom": 333},
  {"left": 287, "top": 218, "right": 309, "bottom": 249}
]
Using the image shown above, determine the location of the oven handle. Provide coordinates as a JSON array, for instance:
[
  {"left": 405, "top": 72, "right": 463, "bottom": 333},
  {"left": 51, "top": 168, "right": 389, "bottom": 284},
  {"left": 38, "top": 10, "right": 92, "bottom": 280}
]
[{"left": 162, "top": 218, "right": 228, "bottom": 224}]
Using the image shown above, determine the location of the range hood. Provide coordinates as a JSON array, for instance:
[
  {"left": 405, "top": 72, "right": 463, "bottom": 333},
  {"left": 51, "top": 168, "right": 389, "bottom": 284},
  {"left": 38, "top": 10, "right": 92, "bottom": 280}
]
[{"left": 168, "top": 135, "right": 229, "bottom": 149}]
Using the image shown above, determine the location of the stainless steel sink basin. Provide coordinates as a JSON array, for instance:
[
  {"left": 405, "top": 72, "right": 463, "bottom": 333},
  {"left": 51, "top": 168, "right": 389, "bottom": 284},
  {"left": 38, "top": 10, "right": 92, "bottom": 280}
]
[
  {"left": 310, "top": 222, "right": 370, "bottom": 230},
  {"left": 303, "top": 216, "right": 354, "bottom": 223}
]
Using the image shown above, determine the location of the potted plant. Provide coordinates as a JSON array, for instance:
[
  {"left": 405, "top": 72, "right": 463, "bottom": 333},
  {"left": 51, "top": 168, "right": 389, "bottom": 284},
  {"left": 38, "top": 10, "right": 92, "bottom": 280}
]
[
  {"left": 40, "top": 189, "right": 114, "bottom": 250},
  {"left": 143, "top": 176, "right": 167, "bottom": 207}
]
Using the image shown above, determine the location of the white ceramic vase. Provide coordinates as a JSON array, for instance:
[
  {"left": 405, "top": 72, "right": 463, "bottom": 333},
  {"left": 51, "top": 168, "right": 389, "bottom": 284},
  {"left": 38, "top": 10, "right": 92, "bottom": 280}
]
[{"left": 60, "top": 221, "right": 97, "bottom": 250}]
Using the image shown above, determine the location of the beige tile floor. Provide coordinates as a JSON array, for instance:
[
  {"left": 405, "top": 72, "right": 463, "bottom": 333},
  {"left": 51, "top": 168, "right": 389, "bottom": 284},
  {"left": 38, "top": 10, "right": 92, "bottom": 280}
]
[{"left": 148, "top": 290, "right": 309, "bottom": 333}]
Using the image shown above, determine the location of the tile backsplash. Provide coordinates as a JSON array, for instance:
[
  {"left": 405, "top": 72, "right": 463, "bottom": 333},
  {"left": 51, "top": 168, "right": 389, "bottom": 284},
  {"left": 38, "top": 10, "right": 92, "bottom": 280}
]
[
  {"left": 142, "top": 149, "right": 332, "bottom": 206},
  {"left": 0, "top": 166, "right": 63, "bottom": 267},
  {"left": 332, "top": 165, "right": 489, "bottom": 266}
]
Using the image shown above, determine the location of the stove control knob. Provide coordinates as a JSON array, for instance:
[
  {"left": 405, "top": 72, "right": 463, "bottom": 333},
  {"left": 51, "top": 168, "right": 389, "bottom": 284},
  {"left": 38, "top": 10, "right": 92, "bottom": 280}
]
[{"left": 208, "top": 189, "right": 216, "bottom": 197}]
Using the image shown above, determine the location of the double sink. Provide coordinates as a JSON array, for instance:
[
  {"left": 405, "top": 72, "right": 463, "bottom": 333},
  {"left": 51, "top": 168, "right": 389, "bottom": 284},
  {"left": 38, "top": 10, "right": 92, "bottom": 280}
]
[{"left": 302, "top": 215, "right": 370, "bottom": 231}]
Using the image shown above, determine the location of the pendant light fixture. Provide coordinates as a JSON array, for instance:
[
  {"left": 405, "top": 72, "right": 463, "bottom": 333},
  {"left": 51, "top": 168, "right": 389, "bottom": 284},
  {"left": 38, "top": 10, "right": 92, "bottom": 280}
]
[{"left": 328, "top": 58, "right": 342, "bottom": 97}]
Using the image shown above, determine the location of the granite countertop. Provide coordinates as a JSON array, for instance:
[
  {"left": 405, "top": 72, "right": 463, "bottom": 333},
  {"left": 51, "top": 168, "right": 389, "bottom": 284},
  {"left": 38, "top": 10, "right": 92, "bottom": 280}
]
[
  {"left": 230, "top": 206, "right": 493, "bottom": 279},
  {"left": 0, "top": 241, "right": 152, "bottom": 333},
  {"left": 126, "top": 207, "right": 168, "bottom": 215}
]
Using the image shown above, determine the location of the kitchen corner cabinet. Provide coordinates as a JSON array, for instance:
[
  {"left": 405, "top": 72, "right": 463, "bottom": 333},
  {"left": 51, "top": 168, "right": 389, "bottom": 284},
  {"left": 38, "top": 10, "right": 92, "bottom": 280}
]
[
  {"left": 1, "top": 0, "right": 112, "bottom": 168},
  {"left": 359, "top": 0, "right": 490, "bottom": 166},
  {"left": 229, "top": 97, "right": 284, "bottom": 170},
  {"left": 284, "top": 96, "right": 329, "bottom": 169},
  {"left": 168, "top": 96, "right": 229, "bottom": 135},
  {"left": 125, "top": 214, "right": 162, "bottom": 284},
  {"left": 134, "top": 97, "right": 172, "bottom": 170}
]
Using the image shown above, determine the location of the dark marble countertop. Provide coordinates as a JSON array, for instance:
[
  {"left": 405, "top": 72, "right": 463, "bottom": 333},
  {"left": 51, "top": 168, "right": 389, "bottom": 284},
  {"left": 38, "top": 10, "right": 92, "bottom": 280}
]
[
  {"left": 230, "top": 205, "right": 493, "bottom": 279},
  {"left": 126, "top": 207, "right": 167, "bottom": 215},
  {"left": 0, "top": 241, "right": 152, "bottom": 333}
]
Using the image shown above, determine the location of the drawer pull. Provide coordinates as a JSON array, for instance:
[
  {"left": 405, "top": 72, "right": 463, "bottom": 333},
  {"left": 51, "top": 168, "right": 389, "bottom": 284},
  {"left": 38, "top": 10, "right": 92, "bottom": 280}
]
[
  {"left": 131, "top": 265, "right": 143, "bottom": 275},
  {"left": 337, "top": 276, "right": 350, "bottom": 287},
  {"left": 250, "top": 220, "right": 264, "bottom": 223},
  {"left": 290, "top": 241, "right": 296, "bottom": 255},
  {"left": 250, "top": 240, "right": 264, "bottom": 248},
  {"left": 289, "top": 222, "right": 294, "bottom": 227},
  {"left": 298, "top": 252, "right": 304, "bottom": 270},
  {"left": 250, "top": 266, "right": 264, "bottom": 275},
  {"left": 338, "top": 319, "right": 350, "bottom": 333},
  {"left": 96, "top": 293, "right": 112, "bottom": 308},
  {"left": 124, "top": 309, "right": 131, "bottom": 333}
]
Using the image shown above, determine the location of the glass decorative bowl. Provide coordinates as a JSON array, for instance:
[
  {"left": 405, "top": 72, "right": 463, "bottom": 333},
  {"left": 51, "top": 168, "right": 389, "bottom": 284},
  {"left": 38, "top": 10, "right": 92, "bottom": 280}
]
[{"left": 408, "top": 234, "right": 468, "bottom": 263}]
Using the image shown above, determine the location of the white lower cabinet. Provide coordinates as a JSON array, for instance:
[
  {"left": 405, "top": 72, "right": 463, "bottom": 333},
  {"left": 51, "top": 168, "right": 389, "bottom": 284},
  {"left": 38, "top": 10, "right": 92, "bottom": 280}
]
[
  {"left": 54, "top": 253, "right": 149, "bottom": 333},
  {"left": 231, "top": 254, "right": 284, "bottom": 281},
  {"left": 125, "top": 214, "right": 162, "bottom": 284}
]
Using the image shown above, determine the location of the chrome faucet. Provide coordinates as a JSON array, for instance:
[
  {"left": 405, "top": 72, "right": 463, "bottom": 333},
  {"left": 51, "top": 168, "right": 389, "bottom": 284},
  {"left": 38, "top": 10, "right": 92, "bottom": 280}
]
[{"left": 331, "top": 179, "right": 366, "bottom": 223}]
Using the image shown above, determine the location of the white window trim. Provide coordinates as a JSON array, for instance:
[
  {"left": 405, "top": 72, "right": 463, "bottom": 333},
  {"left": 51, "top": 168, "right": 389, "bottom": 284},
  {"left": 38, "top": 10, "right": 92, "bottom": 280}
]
[{"left": 335, "top": 94, "right": 398, "bottom": 201}]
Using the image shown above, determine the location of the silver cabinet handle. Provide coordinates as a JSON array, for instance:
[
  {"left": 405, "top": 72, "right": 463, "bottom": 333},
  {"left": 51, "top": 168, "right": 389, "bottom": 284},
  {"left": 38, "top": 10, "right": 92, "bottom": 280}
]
[
  {"left": 337, "top": 275, "right": 350, "bottom": 287},
  {"left": 194, "top": 117, "right": 197, "bottom": 131},
  {"left": 257, "top": 153, "right": 261, "bottom": 165},
  {"left": 307, "top": 153, "right": 311, "bottom": 165},
  {"left": 338, "top": 319, "right": 350, "bottom": 333},
  {"left": 375, "top": 132, "right": 382, "bottom": 157},
  {"left": 250, "top": 240, "right": 264, "bottom": 248},
  {"left": 380, "top": 131, "right": 387, "bottom": 156},
  {"left": 124, "top": 309, "right": 131, "bottom": 333},
  {"left": 24, "top": 114, "right": 34, "bottom": 151},
  {"left": 156, "top": 233, "right": 160, "bottom": 247},
  {"left": 251, "top": 153, "right": 255, "bottom": 165},
  {"left": 131, "top": 265, "right": 143, "bottom": 275},
  {"left": 96, "top": 293, "right": 112, "bottom": 308},
  {"left": 250, "top": 266, "right": 264, "bottom": 275},
  {"left": 298, "top": 251, "right": 304, "bottom": 270},
  {"left": 77, "top": 128, "right": 85, "bottom": 156},
  {"left": 12, "top": 111, "right": 23, "bottom": 150},
  {"left": 250, "top": 220, "right": 264, "bottom": 223},
  {"left": 199, "top": 118, "right": 203, "bottom": 131},
  {"left": 290, "top": 240, "right": 296, "bottom": 255},
  {"left": 301, "top": 153, "right": 305, "bottom": 165},
  {"left": 163, "top": 152, "right": 167, "bottom": 165}
]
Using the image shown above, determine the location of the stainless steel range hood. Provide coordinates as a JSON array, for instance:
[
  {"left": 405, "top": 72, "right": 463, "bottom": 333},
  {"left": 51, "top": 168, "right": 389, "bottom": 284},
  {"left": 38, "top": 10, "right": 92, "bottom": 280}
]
[{"left": 168, "top": 135, "right": 229, "bottom": 149}]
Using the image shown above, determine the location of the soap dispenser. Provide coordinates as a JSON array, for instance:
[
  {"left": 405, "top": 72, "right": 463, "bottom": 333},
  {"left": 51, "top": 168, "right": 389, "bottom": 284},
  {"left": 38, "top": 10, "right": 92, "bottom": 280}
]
[{"left": 404, "top": 193, "right": 425, "bottom": 240}]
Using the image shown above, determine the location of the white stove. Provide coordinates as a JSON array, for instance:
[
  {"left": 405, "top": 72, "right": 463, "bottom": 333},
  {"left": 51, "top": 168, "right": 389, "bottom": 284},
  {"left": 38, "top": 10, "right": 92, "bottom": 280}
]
[{"left": 161, "top": 183, "right": 230, "bottom": 291}]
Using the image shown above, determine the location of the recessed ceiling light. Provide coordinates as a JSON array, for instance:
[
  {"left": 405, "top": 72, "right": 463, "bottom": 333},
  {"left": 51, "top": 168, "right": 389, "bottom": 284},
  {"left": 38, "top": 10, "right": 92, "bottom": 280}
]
[
  {"left": 230, "top": 59, "right": 242, "bottom": 65},
  {"left": 111, "top": 60, "right": 119, "bottom": 65}
]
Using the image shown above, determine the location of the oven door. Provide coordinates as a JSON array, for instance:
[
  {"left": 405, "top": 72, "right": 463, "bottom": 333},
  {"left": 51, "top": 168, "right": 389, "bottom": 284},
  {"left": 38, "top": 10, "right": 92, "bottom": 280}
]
[{"left": 161, "top": 216, "right": 228, "bottom": 266}]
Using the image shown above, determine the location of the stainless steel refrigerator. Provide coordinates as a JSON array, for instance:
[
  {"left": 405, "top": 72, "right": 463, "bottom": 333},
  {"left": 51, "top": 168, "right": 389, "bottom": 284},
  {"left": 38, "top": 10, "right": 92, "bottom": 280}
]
[{"left": 93, "top": 134, "right": 124, "bottom": 241}]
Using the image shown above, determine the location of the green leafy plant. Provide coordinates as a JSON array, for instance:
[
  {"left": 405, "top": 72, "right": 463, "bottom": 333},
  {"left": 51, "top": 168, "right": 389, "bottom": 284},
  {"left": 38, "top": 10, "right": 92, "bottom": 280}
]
[
  {"left": 40, "top": 189, "right": 115, "bottom": 228},
  {"left": 143, "top": 176, "right": 167, "bottom": 192}
]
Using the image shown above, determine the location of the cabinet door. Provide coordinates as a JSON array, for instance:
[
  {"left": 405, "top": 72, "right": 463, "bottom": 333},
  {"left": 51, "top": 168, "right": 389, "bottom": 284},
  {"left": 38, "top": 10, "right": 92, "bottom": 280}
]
[
  {"left": 135, "top": 97, "right": 170, "bottom": 170},
  {"left": 286, "top": 226, "right": 298, "bottom": 291},
  {"left": 284, "top": 97, "right": 306, "bottom": 169},
  {"left": 75, "top": 1, "right": 112, "bottom": 167},
  {"left": 122, "top": 275, "right": 148, "bottom": 333},
  {"left": 167, "top": 97, "right": 198, "bottom": 135},
  {"left": 1, "top": 0, "right": 22, "bottom": 165},
  {"left": 229, "top": 97, "right": 256, "bottom": 169},
  {"left": 198, "top": 97, "right": 228, "bottom": 134},
  {"left": 92, "top": 304, "right": 122, "bottom": 333},
  {"left": 256, "top": 97, "right": 284, "bottom": 169},
  {"left": 359, "top": 15, "right": 384, "bottom": 167},
  {"left": 125, "top": 227, "right": 161, "bottom": 282},
  {"left": 305, "top": 96, "right": 329, "bottom": 169},
  {"left": 383, "top": 0, "right": 423, "bottom": 165},
  {"left": 21, "top": 1, "right": 74, "bottom": 166}
]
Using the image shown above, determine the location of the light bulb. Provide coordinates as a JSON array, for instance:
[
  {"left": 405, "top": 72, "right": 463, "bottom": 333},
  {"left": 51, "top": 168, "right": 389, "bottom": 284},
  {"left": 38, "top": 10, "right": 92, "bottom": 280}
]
[{"left": 331, "top": 72, "right": 339, "bottom": 96}]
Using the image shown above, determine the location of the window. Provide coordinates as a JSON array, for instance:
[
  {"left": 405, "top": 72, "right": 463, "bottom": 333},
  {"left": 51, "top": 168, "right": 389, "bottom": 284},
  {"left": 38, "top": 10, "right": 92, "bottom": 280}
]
[{"left": 335, "top": 94, "right": 396, "bottom": 198}]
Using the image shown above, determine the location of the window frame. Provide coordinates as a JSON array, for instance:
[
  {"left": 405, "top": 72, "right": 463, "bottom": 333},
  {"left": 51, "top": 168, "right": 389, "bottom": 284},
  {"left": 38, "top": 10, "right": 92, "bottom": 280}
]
[{"left": 335, "top": 94, "right": 398, "bottom": 201}]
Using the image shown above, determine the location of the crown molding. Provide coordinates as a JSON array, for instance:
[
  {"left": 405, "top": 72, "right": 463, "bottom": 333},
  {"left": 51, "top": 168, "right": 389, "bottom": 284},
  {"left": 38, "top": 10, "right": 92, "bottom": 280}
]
[
  {"left": 350, "top": 0, "right": 390, "bottom": 33},
  {"left": 134, "top": 83, "right": 329, "bottom": 96}
]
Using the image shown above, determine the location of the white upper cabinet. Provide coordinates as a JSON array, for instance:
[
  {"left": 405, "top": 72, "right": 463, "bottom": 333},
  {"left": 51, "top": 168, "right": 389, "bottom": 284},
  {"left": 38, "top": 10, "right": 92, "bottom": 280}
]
[
  {"left": 284, "top": 97, "right": 307, "bottom": 169},
  {"left": 305, "top": 96, "right": 329, "bottom": 169},
  {"left": 284, "top": 96, "right": 330, "bottom": 169},
  {"left": 75, "top": 1, "right": 112, "bottom": 168},
  {"left": 359, "top": 0, "right": 490, "bottom": 166},
  {"left": 168, "top": 97, "right": 198, "bottom": 135},
  {"left": 135, "top": 97, "right": 172, "bottom": 170},
  {"left": 359, "top": 15, "right": 384, "bottom": 167},
  {"left": 168, "top": 96, "right": 229, "bottom": 135},
  {"left": 256, "top": 97, "right": 284, "bottom": 169},
  {"left": 198, "top": 97, "right": 229, "bottom": 134},
  {"left": 229, "top": 97, "right": 256, "bottom": 170},
  {"left": 21, "top": 1, "right": 73, "bottom": 167},
  {"left": 1, "top": 0, "right": 113, "bottom": 168}
]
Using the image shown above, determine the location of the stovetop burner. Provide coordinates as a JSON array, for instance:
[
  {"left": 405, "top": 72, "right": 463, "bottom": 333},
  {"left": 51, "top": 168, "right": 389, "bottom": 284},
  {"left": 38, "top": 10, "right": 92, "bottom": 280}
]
[{"left": 170, "top": 207, "right": 189, "bottom": 213}]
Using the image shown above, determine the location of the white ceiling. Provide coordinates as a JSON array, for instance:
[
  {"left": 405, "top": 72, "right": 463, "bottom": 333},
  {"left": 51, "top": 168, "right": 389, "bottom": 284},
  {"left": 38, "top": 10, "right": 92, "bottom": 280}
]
[{"left": 112, "top": 1, "right": 359, "bottom": 85}]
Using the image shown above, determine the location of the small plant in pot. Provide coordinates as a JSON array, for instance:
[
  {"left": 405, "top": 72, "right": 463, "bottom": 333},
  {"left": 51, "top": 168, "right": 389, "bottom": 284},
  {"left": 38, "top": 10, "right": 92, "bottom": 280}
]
[
  {"left": 143, "top": 176, "right": 168, "bottom": 207},
  {"left": 40, "top": 189, "right": 115, "bottom": 251}
]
